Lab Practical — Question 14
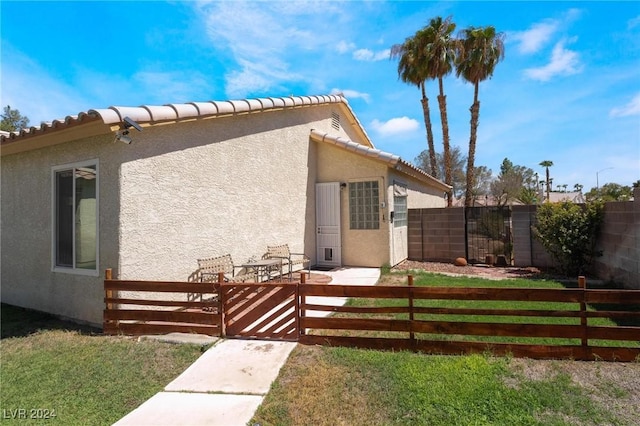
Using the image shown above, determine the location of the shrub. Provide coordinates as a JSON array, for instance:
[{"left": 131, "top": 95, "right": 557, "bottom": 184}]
[{"left": 533, "top": 201, "right": 604, "bottom": 276}]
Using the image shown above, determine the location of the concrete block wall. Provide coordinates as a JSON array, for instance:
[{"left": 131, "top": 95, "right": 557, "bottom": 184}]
[
  {"left": 511, "top": 205, "right": 534, "bottom": 267},
  {"left": 410, "top": 196, "right": 638, "bottom": 289},
  {"left": 408, "top": 208, "right": 465, "bottom": 262},
  {"left": 593, "top": 189, "right": 639, "bottom": 289},
  {"left": 512, "top": 205, "right": 555, "bottom": 268}
]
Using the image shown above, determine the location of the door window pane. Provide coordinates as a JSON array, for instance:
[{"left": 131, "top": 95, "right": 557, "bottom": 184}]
[{"left": 394, "top": 195, "right": 408, "bottom": 227}]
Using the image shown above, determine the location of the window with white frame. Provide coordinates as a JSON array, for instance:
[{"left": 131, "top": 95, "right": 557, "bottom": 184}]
[
  {"left": 349, "top": 180, "right": 379, "bottom": 229},
  {"left": 393, "top": 181, "right": 408, "bottom": 227},
  {"left": 53, "top": 161, "right": 98, "bottom": 273}
]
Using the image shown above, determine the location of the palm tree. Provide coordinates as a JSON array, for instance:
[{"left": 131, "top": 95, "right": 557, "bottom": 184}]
[
  {"left": 391, "top": 30, "right": 438, "bottom": 179},
  {"left": 539, "top": 160, "right": 553, "bottom": 201},
  {"left": 424, "top": 16, "right": 458, "bottom": 206},
  {"left": 456, "top": 26, "right": 505, "bottom": 207}
]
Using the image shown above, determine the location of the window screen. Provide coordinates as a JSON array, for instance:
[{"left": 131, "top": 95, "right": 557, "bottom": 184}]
[{"left": 54, "top": 163, "right": 98, "bottom": 271}]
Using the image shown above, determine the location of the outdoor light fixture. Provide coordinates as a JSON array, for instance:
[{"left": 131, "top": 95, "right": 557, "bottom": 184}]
[
  {"left": 115, "top": 131, "right": 133, "bottom": 144},
  {"left": 114, "top": 116, "right": 142, "bottom": 144}
]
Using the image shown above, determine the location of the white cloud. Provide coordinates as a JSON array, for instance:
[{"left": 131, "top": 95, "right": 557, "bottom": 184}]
[
  {"left": 370, "top": 117, "right": 419, "bottom": 136},
  {"left": 510, "top": 8, "right": 582, "bottom": 56},
  {"left": 330, "top": 88, "right": 370, "bottom": 103},
  {"left": 196, "top": 1, "right": 345, "bottom": 97},
  {"left": 523, "top": 38, "right": 582, "bottom": 81},
  {"left": 0, "top": 46, "right": 91, "bottom": 123},
  {"left": 133, "top": 71, "right": 212, "bottom": 103},
  {"left": 511, "top": 20, "right": 559, "bottom": 54},
  {"left": 610, "top": 93, "right": 640, "bottom": 117},
  {"left": 353, "top": 48, "right": 390, "bottom": 62},
  {"left": 225, "top": 58, "right": 305, "bottom": 98},
  {"left": 336, "top": 40, "right": 356, "bottom": 54}
]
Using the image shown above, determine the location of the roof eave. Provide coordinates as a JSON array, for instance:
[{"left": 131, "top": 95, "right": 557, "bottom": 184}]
[
  {"left": 1, "top": 94, "right": 361, "bottom": 156},
  {"left": 1, "top": 116, "right": 110, "bottom": 157},
  {"left": 310, "top": 129, "right": 451, "bottom": 191}
]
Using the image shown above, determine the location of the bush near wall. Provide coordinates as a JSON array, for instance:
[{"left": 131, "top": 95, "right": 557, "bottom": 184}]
[{"left": 532, "top": 201, "right": 604, "bottom": 277}]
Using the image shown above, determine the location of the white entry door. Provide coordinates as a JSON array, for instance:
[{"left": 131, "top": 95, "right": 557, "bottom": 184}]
[{"left": 316, "top": 182, "right": 341, "bottom": 267}]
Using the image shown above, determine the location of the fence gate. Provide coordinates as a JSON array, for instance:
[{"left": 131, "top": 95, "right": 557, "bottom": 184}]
[
  {"left": 465, "top": 206, "right": 513, "bottom": 265},
  {"left": 221, "top": 282, "right": 299, "bottom": 341}
]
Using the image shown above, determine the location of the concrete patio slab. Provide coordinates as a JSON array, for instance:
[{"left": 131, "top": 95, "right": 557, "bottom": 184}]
[
  {"left": 113, "top": 392, "right": 262, "bottom": 426},
  {"left": 165, "top": 339, "right": 297, "bottom": 394}
]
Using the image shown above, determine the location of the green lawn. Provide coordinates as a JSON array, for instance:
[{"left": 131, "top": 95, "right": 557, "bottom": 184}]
[
  {"left": 341, "top": 271, "right": 639, "bottom": 347},
  {"left": 0, "top": 304, "right": 204, "bottom": 425},
  {"left": 253, "top": 271, "right": 639, "bottom": 426},
  {"left": 253, "top": 345, "right": 633, "bottom": 426}
]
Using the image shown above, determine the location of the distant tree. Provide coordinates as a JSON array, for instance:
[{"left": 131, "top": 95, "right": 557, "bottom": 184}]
[
  {"left": 539, "top": 160, "right": 553, "bottom": 201},
  {"left": 456, "top": 25, "right": 505, "bottom": 207},
  {"left": 415, "top": 145, "right": 466, "bottom": 198},
  {"left": 0, "top": 105, "right": 30, "bottom": 132},
  {"left": 574, "top": 183, "right": 583, "bottom": 192},
  {"left": 490, "top": 158, "right": 536, "bottom": 206},
  {"left": 469, "top": 165, "right": 493, "bottom": 203},
  {"left": 585, "top": 183, "right": 634, "bottom": 202},
  {"left": 632, "top": 180, "right": 640, "bottom": 188},
  {"left": 518, "top": 187, "right": 539, "bottom": 205}
]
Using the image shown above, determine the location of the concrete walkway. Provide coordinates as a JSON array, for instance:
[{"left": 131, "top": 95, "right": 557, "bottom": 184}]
[{"left": 114, "top": 267, "right": 380, "bottom": 426}]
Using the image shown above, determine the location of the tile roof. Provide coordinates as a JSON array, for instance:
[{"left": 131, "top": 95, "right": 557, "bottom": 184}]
[
  {"left": 89, "top": 94, "right": 347, "bottom": 126},
  {"left": 1, "top": 94, "right": 363, "bottom": 145},
  {"left": 310, "top": 129, "right": 450, "bottom": 191}
]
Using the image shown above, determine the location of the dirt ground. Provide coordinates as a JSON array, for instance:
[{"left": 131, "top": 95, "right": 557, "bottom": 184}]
[
  {"left": 389, "top": 260, "right": 640, "bottom": 424},
  {"left": 392, "top": 259, "right": 559, "bottom": 281}
]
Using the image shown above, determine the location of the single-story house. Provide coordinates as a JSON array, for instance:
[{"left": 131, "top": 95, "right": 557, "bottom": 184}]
[{"left": 1, "top": 94, "right": 450, "bottom": 326}]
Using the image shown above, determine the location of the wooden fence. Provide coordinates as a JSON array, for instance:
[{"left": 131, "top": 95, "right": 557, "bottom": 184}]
[
  {"left": 104, "top": 270, "right": 640, "bottom": 361},
  {"left": 103, "top": 269, "right": 222, "bottom": 336},
  {"left": 299, "top": 276, "right": 640, "bottom": 362}
]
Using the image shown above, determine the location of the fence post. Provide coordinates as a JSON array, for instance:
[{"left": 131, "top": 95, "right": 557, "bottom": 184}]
[
  {"left": 299, "top": 273, "right": 306, "bottom": 336},
  {"left": 104, "top": 268, "right": 117, "bottom": 331},
  {"left": 578, "top": 276, "right": 588, "bottom": 360},
  {"left": 218, "top": 272, "right": 226, "bottom": 337},
  {"left": 408, "top": 275, "right": 415, "bottom": 348}
]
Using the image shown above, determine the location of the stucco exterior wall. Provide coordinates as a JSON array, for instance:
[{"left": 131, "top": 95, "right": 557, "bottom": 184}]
[
  {"left": 1, "top": 103, "right": 354, "bottom": 325},
  {"left": 387, "top": 170, "right": 447, "bottom": 209},
  {"left": 386, "top": 170, "right": 447, "bottom": 265},
  {"left": 1, "top": 134, "right": 120, "bottom": 326},
  {"left": 117, "top": 106, "right": 352, "bottom": 282},
  {"left": 315, "top": 142, "right": 389, "bottom": 267}
]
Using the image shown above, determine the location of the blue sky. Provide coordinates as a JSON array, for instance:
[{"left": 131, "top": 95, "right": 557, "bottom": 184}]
[{"left": 2, "top": 1, "right": 639, "bottom": 190}]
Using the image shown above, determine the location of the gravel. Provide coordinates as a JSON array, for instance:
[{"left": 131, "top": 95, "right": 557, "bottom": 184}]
[{"left": 392, "top": 260, "right": 548, "bottom": 281}]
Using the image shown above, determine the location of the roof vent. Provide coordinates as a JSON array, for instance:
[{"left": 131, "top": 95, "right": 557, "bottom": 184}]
[{"left": 331, "top": 111, "right": 340, "bottom": 130}]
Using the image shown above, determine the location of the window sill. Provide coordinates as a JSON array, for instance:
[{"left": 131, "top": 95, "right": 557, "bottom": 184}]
[{"left": 52, "top": 267, "right": 100, "bottom": 277}]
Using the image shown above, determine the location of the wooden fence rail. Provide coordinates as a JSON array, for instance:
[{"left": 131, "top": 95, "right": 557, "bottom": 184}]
[
  {"left": 104, "top": 269, "right": 640, "bottom": 361},
  {"left": 104, "top": 268, "right": 222, "bottom": 336},
  {"left": 298, "top": 276, "right": 640, "bottom": 362}
]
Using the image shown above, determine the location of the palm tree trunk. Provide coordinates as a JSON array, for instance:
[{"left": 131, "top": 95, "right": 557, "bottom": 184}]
[
  {"left": 465, "top": 83, "right": 481, "bottom": 207},
  {"left": 437, "top": 77, "right": 452, "bottom": 206},
  {"left": 545, "top": 167, "right": 550, "bottom": 201},
  {"left": 420, "top": 83, "right": 438, "bottom": 179}
]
